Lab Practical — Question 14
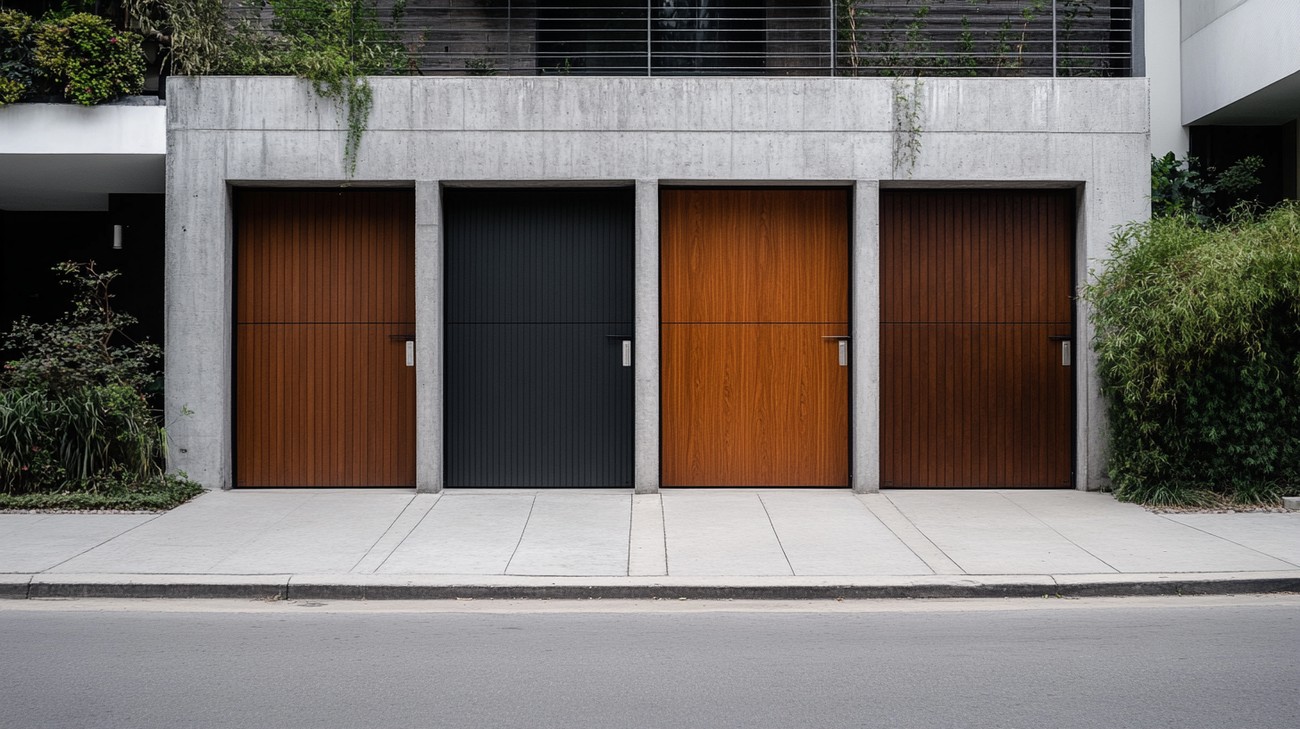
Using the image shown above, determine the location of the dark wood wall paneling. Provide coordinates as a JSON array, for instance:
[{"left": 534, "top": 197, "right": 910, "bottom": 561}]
[
  {"left": 661, "top": 188, "right": 851, "bottom": 487},
  {"left": 235, "top": 190, "right": 416, "bottom": 487},
  {"left": 880, "top": 189, "right": 1074, "bottom": 488}
]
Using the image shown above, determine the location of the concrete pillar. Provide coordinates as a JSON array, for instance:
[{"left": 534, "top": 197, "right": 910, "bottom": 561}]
[
  {"left": 164, "top": 152, "right": 232, "bottom": 490},
  {"left": 415, "top": 181, "right": 443, "bottom": 493},
  {"left": 1076, "top": 184, "right": 1107, "bottom": 491},
  {"left": 1145, "top": 0, "right": 1187, "bottom": 158},
  {"left": 633, "top": 179, "right": 660, "bottom": 494},
  {"left": 851, "top": 181, "right": 881, "bottom": 493}
]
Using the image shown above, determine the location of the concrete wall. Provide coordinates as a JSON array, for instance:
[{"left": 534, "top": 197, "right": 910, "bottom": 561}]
[
  {"left": 1180, "top": 0, "right": 1300, "bottom": 124},
  {"left": 1145, "top": 0, "right": 1188, "bottom": 157},
  {"left": 0, "top": 101, "right": 165, "bottom": 210},
  {"left": 165, "top": 75, "right": 1149, "bottom": 493}
]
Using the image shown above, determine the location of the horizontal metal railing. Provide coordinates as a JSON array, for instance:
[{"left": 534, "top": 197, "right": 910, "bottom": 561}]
[
  {"left": 838, "top": 1, "right": 1133, "bottom": 77},
  {"left": 228, "top": 0, "right": 1132, "bottom": 78}
]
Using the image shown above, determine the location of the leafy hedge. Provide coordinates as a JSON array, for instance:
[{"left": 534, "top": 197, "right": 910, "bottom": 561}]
[
  {"left": 0, "top": 10, "right": 145, "bottom": 106},
  {"left": 1083, "top": 206, "right": 1300, "bottom": 505},
  {"left": 1, "top": 263, "right": 199, "bottom": 511},
  {"left": 35, "top": 13, "right": 146, "bottom": 105}
]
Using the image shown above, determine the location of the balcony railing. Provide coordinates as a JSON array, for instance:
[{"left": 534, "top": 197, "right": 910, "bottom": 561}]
[
  {"left": 231, "top": 0, "right": 1133, "bottom": 78},
  {"left": 838, "top": 1, "right": 1133, "bottom": 77}
]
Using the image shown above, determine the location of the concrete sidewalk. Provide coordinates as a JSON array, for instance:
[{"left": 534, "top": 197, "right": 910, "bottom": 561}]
[{"left": 2, "top": 489, "right": 1298, "bottom": 599}]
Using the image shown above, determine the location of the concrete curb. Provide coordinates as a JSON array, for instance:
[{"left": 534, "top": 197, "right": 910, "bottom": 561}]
[
  {"left": 0, "top": 574, "right": 33, "bottom": 599},
  {"left": 26, "top": 574, "right": 289, "bottom": 600},
  {"left": 7, "top": 572, "right": 1299, "bottom": 600}
]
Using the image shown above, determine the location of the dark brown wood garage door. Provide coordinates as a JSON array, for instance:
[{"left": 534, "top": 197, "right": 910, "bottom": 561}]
[
  {"left": 880, "top": 189, "right": 1074, "bottom": 488},
  {"left": 661, "top": 188, "right": 850, "bottom": 487},
  {"left": 235, "top": 190, "right": 415, "bottom": 487}
]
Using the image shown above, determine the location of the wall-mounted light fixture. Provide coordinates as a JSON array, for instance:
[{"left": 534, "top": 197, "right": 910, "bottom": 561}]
[{"left": 112, "top": 224, "right": 124, "bottom": 250}]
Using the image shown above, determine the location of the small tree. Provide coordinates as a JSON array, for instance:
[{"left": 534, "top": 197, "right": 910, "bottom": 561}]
[
  {"left": 2, "top": 262, "right": 160, "bottom": 393},
  {"left": 1, "top": 262, "right": 165, "bottom": 493}
]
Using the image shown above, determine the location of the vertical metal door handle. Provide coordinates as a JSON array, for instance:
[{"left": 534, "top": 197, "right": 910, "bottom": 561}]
[
  {"left": 606, "top": 334, "right": 633, "bottom": 367},
  {"left": 1048, "top": 335, "right": 1072, "bottom": 367},
  {"left": 822, "top": 335, "right": 850, "bottom": 367},
  {"left": 405, "top": 341, "right": 415, "bottom": 367}
]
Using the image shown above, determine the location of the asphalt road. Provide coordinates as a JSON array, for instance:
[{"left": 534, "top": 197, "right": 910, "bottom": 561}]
[{"left": 2, "top": 596, "right": 1297, "bottom": 729}]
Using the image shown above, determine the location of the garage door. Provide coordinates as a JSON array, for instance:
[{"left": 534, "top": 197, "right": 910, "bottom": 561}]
[
  {"left": 880, "top": 189, "right": 1074, "bottom": 488},
  {"left": 235, "top": 190, "right": 416, "bottom": 487},
  {"left": 661, "top": 188, "right": 851, "bottom": 487},
  {"left": 444, "top": 188, "right": 634, "bottom": 488}
]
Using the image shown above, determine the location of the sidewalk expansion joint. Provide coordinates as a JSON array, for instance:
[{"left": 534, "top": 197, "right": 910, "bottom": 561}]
[
  {"left": 756, "top": 494, "right": 796, "bottom": 577},
  {"left": 1153, "top": 513, "right": 1300, "bottom": 570},
  {"left": 999, "top": 493, "right": 1121, "bottom": 574}
]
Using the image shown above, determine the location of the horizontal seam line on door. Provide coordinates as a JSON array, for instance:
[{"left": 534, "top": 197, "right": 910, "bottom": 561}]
[
  {"left": 880, "top": 321, "right": 1073, "bottom": 325},
  {"left": 445, "top": 321, "right": 636, "bottom": 324},
  {"left": 660, "top": 321, "right": 851, "bottom": 325}
]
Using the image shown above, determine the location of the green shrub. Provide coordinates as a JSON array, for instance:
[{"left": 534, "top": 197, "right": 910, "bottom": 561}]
[
  {"left": 1083, "top": 206, "right": 1300, "bottom": 505},
  {"left": 33, "top": 13, "right": 144, "bottom": 105},
  {"left": 1151, "top": 152, "right": 1263, "bottom": 225},
  {"left": 126, "top": 0, "right": 294, "bottom": 76},
  {"left": 0, "top": 9, "right": 40, "bottom": 105},
  {"left": 1, "top": 262, "right": 182, "bottom": 500},
  {"left": 0, "top": 385, "right": 164, "bottom": 494}
]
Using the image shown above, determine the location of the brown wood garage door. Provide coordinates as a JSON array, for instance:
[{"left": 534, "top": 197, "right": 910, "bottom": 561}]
[
  {"left": 661, "top": 188, "right": 850, "bottom": 487},
  {"left": 235, "top": 190, "right": 415, "bottom": 487},
  {"left": 881, "top": 189, "right": 1074, "bottom": 488}
]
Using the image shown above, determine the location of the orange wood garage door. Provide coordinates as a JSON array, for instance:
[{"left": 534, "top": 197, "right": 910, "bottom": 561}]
[
  {"left": 661, "top": 188, "right": 850, "bottom": 487},
  {"left": 880, "top": 189, "right": 1074, "bottom": 488},
  {"left": 235, "top": 190, "right": 415, "bottom": 487}
]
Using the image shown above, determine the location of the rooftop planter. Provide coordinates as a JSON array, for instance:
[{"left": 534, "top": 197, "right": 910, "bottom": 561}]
[{"left": 0, "top": 9, "right": 147, "bottom": 106}]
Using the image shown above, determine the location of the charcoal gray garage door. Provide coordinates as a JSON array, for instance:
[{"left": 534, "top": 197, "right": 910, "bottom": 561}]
[{"left": 444, "top": 187, "right": 634, "bottom": 487}]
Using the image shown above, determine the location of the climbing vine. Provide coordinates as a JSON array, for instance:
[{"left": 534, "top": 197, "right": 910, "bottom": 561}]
[
  {"left": 891, "top": 76, "right": 924, "bottom": 177},
  {"left": 268, "top": 0, "right": 404, "bottom": 176},
  {"left": 127, "top": 0, "right": 404, "bottom": 176}
]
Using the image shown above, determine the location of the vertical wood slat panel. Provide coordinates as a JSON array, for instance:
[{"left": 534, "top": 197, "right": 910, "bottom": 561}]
[
  {"left": 880, "top": 325, "right": 1072, "bottom": 487},
  {"left": 880, "top": 190, "right": 1073, "bottom": 488},
  {"left": 661, "top": 188, "right": 850, "bottom": 487},
  {"left": 661, "top": 324, "right": 850, "bottom": 487},
  {"left": 660, "top": 188, "right": 850, "bottom": 324},
  {"left": 883, "top": 191, "right": 1072, "bottom": 325},
  {"left": 237, "top": 191, "right": 415, "bottom": 325},
  {"left": 235, "top": 190, "right": 415, "bottom": 488}
]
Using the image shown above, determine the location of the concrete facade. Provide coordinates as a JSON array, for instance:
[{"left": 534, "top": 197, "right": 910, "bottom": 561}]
[
  {"left": 0, "top": 101, "right": 165, "bottom": 210},
  {"left": 1144, "top": 0, "right": 1188, "bottom": 157},
  {"left": 165, "top": 75, "right": 1150, "bottom": 493},
  {"left": 1179, "top": 0, "right": 1300, "bottom": 125}
]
